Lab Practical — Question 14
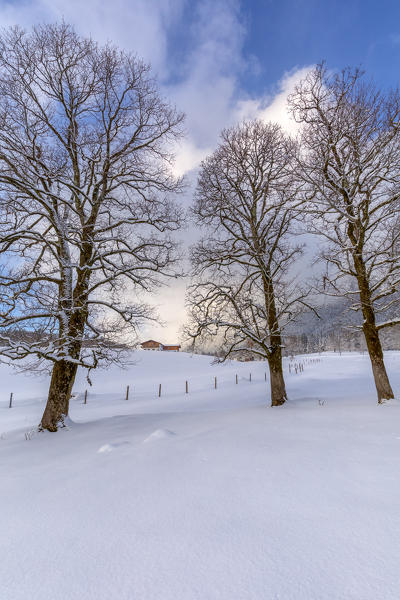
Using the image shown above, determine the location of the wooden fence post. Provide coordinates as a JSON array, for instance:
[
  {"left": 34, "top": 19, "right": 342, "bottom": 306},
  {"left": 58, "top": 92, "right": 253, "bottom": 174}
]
[
  {"left": 84, "top": 390, "right": 87, "bottom": 404},
  {"left": 9, "top": 392, "right": 13, "bottom": 408},
  {"left": 158, "top": 384, "right": 162, "bottom": 397},
  {"left": 214, "top": 376, "right": 217, "bottom": 389},
  {"left": 249, "top": 373, "right": 252, "bottom": 382},
  {"left": 185, "top": 380, "right": 188, "bottom": 394},
  {"left": 126, "top": 385, "right": 129, "bottom": 400},
  {"left": 235, "top": 374, "right": 238, "bottom": 384}
]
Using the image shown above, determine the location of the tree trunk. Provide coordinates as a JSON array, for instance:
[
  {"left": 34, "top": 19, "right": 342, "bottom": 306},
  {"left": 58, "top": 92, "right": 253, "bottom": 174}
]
[
  {"left": 363, "top": 321, "right": 394, "bottom": 403},
  {"left": 262, "top": 270, "right": 287, "bottom": 407},
  {"left": 353, "top": 253, "right": 395, "bottom": 403},
  {"left": 40, "top": 360, "right": 78, "bottom": 432},
  {"left": 268, "top": 346, "right": 287, "bottom": 407},
  {"left": 40, "top": 285, "right": 87, "bottom": 431}
]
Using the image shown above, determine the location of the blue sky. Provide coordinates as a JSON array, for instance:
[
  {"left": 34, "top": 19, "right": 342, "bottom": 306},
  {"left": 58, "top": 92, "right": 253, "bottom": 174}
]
[
  {"left": 165, "top": 0, "right": 400, "bottom": 96},
  {"left": 0, "top": 0, "right": 398, "bottom": 338},
  {"left": 241, "top": 0, "right": 400, "bottom": 94}
]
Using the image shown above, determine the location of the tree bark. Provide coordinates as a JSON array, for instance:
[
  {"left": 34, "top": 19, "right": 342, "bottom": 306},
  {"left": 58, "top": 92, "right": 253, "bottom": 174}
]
[
  {"left": 263, "top": 271, "right": 288, "bottom": 407},
  {"left": 40, "top": 360, "right": 78, "bottom": 432},
  {"left": 40, "top": 284, "right": 88, "bottom": 431},
  {"left": 363, "top": 321, "right": 394, "bottom": 403},
  {"left": 268, "top": 344, "right": 287, "bottom": 406},
  {"left": 354, "top": 254, "right": 395, "bottom": 403}
]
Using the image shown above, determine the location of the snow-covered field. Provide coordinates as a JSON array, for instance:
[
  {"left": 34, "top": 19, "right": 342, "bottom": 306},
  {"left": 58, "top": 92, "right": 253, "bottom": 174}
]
[{"left": 1, "top": 350, "right": 400, "bottom": 600}]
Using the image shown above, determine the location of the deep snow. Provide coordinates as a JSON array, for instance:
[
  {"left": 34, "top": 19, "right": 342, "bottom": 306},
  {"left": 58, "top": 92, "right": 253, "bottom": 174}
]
[{"left": 1, "top": 351, "right": 400, "bottom": 600}]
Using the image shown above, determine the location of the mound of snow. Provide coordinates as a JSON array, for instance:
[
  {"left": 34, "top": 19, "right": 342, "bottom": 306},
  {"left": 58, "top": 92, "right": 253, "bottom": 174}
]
[
  {"left": 97, "top": 441, "right": 130, "bottom": 453},
  {"left": 143, "top": 428, "right": 176, "bottom": 443}
]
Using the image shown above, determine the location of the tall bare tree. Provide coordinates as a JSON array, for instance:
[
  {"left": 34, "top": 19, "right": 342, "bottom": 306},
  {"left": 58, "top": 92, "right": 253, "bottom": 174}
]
[
  {"left": 186, "top": 121, "right": 311, "bottom": 406},
  {"left": 0, "top": 23, "right": 184, "bottom": 431},
  {"left": 289, "top": 64, "right": 400, "bottom": 402}
]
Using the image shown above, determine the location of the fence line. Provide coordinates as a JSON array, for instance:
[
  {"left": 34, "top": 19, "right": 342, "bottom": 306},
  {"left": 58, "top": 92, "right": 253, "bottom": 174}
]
[{"left": 4, "top": 355, "right": 324, "bottom": 407}]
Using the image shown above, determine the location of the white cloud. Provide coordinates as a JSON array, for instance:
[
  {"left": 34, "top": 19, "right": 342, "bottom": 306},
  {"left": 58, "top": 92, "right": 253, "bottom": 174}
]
[
  {"left": 173, "top": 141, "right": 211, "bottom": 178},
  {"left": 171, "top": 66, "right": 314, "bottom": 177},
  {"left": 0, "top": 0, "right": 185, "bottom": 76},
  {"left": 166, "top": 0, "right": 245, "bottom": 173},
  {"left": 234, "top": 66, "right": 314, "bottom": 133}
]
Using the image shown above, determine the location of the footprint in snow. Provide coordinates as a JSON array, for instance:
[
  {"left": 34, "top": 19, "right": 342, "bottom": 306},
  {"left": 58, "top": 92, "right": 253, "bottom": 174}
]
[
  {"left": 97, "top": 441, "right": 131, "bottom": 453},
  {"left": 143, "top": 429, "right": 176, "bottom": 443}
]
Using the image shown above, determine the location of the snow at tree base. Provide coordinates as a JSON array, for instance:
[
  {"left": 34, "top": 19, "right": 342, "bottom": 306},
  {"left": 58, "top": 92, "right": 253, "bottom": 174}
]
[{"left": 1, "top": 350, "right": 400, "bottom": 600}]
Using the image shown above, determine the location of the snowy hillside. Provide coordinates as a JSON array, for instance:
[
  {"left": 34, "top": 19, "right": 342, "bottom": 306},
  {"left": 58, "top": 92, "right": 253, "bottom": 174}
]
[{"left": 2, "top": 351, "right": 400, "bottom": 600}]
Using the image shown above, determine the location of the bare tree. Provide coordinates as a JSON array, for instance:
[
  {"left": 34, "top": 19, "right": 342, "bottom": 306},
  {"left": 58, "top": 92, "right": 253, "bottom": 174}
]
[
  {"left": 0, "top": 23, "right": 184, "bottom": 431},
  {"left": 289, "top": 64, "right": 400, "bottom": 402},
  {"left": 186, "top": 121, "right": 311, "bottom": 406}
]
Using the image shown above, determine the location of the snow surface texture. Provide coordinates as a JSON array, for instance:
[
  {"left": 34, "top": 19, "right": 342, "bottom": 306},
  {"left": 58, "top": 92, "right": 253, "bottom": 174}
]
[{"left": 1, "top": 350, "right": 400, "bottom": 600}]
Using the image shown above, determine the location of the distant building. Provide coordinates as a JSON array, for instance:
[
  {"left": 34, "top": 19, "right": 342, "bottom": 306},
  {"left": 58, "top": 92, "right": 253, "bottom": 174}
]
[
  {"left": 141, "top": 340, "right": 163, "bottom": 351},
  {"left": 141, "top": 340, "right": 181, "bottom": 352}
]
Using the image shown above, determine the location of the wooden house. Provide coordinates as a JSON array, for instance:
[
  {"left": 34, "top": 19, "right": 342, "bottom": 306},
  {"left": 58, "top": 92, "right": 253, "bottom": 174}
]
[
  {"left": 140, "top": 340, "right": 181, "bottom": 352},
  {"left": 141, "top": 340, "right": 163, "bottom": 351}
]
